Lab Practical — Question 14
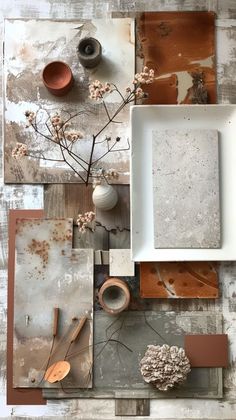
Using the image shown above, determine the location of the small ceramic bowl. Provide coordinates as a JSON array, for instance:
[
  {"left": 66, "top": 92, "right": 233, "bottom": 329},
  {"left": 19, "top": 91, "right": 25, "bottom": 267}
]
[{"left": 42, "top": 61, "right": 73, "bottom": 96}]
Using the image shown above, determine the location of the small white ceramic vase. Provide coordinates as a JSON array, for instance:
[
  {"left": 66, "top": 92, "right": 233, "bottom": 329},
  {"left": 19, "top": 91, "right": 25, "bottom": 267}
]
[{"left": 92, "top": 184, "right": 118, "bottom": 211}]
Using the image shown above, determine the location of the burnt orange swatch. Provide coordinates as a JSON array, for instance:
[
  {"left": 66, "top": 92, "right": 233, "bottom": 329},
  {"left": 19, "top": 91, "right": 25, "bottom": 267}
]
[
  {"left": 136, "top": 11, "right": 216, "bottom": 104},
  {"left": 185, "top": 334, "right": 228, "bottom": 367},
  {"left": 140, "top": 262, "right": 219, "bottom": 298}
]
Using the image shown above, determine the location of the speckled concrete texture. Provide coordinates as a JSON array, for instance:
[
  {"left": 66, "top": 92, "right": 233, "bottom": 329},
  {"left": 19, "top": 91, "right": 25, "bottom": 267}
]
[{"left": 152, "top": 129, "right": 220, "bottom": 248}]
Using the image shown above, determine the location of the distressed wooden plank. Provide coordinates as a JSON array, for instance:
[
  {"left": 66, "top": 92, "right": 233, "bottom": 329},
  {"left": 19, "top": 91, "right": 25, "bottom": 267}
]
[
  {"left": 44, "top": 184, "right": 66, "bottom": 218},
  {"left": 115, "top": 399, "right": 150, "bottom": 416},
  {"left": 65, "top": 184, "right": 94, "bottom": 222}
]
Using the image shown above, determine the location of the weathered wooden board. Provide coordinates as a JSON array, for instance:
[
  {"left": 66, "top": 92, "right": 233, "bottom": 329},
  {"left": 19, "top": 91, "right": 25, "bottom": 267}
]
[
  {"left": 4, "top": 18, "right": 134, "bottom": 184},
  {"left": 13, "top": 218, "right": 94, "bottom": 389},
  {"left": 136, "top": 11, "right": 216, "bottom": 104},
  {"left": 43, "top": 311, "right": 223, "bottom": 399}
]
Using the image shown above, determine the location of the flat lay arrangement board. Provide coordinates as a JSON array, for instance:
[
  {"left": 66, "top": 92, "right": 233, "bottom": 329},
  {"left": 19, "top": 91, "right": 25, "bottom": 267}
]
[{"left": 1, "top": 2, "right": 236, "bottom": 420}]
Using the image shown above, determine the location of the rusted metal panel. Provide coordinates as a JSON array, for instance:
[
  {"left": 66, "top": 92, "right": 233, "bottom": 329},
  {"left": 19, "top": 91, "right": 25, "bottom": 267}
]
[
  {"left": 140, "top": 262, "right": 219, "bottom": 298},
  {"left": 136, "top": 12, "right": 216, "bottom": 104},
  {"left": 4, "top": 18, "right": 134, "bottom": 184},
  {"left": 13, "top": 218, "right": 94, "bottom": 389}
]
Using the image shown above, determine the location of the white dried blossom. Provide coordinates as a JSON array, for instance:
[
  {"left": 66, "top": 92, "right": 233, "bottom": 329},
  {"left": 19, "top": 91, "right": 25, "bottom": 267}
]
[
  {"left": 25, "top": 110, "right": 35, "bottom": 126},
  {"left": 77, "top": 211, "right": 96, "bottom": 233},
  {"left": 134, "top": 67, "right": 155, "bottom": 85},
  {"left": 140, "top": 344, "right": 191, "bottom": 391},
  {"left": 50, "top": 113, "right": 64, "bottom": 128},
  {"left": 89, "top": 80, "right": 111, "bottom": 101},
  {"left": 12, "top": 142, "right": 28, "bottom": 159},
  {"left": 65, "top": 130, "right": 84, "bottom": 142},
  {"left": 104, "top": 168, "right": 119, "bottom": 181}
]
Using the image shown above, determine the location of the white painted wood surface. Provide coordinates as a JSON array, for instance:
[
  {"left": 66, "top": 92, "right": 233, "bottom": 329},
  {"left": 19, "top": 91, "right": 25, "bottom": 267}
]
[{"left": 1, "top": 1, "right": 236, "bottom": 419}]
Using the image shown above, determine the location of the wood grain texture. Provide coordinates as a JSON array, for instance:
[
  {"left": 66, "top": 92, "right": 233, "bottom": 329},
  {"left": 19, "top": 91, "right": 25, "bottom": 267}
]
[
  {"left": 1, "top": 0, "right": 236, "bottom": 419},
  {"left": 115, "top": 399, "right": 150, "bottom": 416}
]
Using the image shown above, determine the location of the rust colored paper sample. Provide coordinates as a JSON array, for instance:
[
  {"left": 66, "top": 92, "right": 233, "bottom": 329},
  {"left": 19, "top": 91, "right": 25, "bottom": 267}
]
[
  {"left": 136, "top": 11, "right": 216, "bottom": 104},
  {"left": 140, "top": 262, "right": 219, "bottom": 298},
  {"left": 7, "top": 209, "right": 45, "bottom": 405},
  {"left": 185, "top": 334, "right": 228, "bottom": 367}
]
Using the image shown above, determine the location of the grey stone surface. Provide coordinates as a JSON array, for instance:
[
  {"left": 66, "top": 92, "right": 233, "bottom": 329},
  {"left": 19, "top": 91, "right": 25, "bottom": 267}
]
[{"left": 152, "top": 129, "right": 221, "bottom": 249}]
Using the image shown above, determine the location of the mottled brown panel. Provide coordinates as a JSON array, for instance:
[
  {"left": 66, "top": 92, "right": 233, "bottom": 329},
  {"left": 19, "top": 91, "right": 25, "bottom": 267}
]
[
  {"left": 136, "top": 11, "right": 216, "bottom": 104},
  {"left": 185, "top": 334, "right": 228, "bottom": 367},
  {"left": 115, "top": 399, "right": 150, "bottom": 416},
  {"left": 7, "top": 209, "right": 45, "bottom": 405},
  {"left": 140, "top": 262, "right": 219, "bottom": 298}
]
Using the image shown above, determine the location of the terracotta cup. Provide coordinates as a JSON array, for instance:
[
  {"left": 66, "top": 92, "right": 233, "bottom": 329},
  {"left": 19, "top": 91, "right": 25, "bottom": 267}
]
[
  {"left": 42, "top": 61, "right": 73, "bottom": 96},
  {"left": 98, "top": 277, "right": 130, "bottom": 315}
]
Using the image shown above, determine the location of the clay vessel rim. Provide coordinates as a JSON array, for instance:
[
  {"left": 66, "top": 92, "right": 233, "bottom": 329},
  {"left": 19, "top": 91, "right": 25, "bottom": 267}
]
[
  {"left": 98, "top": 277, "right": 130, "bottom": 315},
  {"left": 42, "top": 61, "right": 73, "bottom": 90}
]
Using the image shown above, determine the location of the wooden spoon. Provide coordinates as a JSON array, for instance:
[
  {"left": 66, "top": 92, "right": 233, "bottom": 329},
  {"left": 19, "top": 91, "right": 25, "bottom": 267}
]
[{"left": 44, "top": 316, "right": 87, "bottom": 383}]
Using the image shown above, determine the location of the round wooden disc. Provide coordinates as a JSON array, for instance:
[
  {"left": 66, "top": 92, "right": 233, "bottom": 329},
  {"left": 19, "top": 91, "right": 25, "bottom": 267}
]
[{"left": 44, "top": 360, "right": 70, "bottom": 383}]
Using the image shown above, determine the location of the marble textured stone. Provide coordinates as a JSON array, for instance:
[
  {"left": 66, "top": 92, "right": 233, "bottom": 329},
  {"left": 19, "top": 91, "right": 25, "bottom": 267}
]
[
  {"left": 109, "top": 249, "right": 135, "bottom": 276},
  {"left": 152, "top": 129, "right": 221, "bottom": 249}
]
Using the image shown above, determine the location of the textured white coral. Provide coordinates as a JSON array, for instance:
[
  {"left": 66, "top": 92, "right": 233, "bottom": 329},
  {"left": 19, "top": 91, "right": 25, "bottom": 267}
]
[{"left": 140, "top": 344, "right": 191, "bottom": 391}]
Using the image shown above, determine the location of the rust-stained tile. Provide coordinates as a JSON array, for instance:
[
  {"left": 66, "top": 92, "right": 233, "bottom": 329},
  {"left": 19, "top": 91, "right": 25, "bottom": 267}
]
[
  {"left": 140, "top": 262, "right": 219, "bottom": 298},
  {"left": 13, "top": 218, "right": 94, "bottom": 389},
  {"left": 136, "top": 11, "right": 216, "bottom": 104}
]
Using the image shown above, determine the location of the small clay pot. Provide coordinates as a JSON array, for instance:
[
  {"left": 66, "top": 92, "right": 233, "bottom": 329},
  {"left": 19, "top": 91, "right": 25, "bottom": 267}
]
[
  {"left": 77, "top": 37, "right": 102, "bottom": 68},
  {"left": 98, "top": 278, "right": 130, "bottom": 315},
  {"left": 42, "top": 61, "right": 73, "bottom": 96}
]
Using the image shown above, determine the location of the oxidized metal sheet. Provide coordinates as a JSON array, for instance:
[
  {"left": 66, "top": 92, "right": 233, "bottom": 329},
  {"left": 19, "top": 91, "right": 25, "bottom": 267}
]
[
  {"left": 136, "top": 12, "right": 216, "bottom": 104},
  {"left": 140, "top": 262, "right": 219, "bottom": 298},
  {"left": 43, "top": 311, "right": 223, "bottom": 399},
  {"left": 13, "top": 218, "right": 94, "bottom": 389},
  {"left": 4, "top": 18, "right": 134, "bottom": 184}
]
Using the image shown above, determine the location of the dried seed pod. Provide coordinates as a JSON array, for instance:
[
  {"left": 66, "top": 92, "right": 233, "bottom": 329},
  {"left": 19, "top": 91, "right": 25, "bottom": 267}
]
[{"left": 140, "top": 344, "right": 191, "bottom": 391}]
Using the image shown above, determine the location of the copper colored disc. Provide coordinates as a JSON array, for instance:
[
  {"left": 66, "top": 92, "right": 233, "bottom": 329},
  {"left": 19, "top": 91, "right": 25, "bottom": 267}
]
[{"left": 44, "top": 360, "right": 70, "bottom": 383}]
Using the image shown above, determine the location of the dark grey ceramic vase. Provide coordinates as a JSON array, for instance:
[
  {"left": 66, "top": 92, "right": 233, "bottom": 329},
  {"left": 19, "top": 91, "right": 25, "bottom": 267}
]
[{"left": 77, "top": 37, "right": 102, "bottom": 68}]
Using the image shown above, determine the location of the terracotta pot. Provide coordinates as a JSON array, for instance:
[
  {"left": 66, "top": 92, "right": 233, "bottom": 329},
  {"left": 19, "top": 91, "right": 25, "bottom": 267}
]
[
  {"left": 42, "top": 61, "right": 73, "bottom": 96},
  {"left": 98, "top": 278, "right": 130, "bottom": 315},
  {"left": 77, "top": 37, "right": 102, "bottom": 68},
  {"left": 92, "top": 184, "right": 118, "bottom": 211}
]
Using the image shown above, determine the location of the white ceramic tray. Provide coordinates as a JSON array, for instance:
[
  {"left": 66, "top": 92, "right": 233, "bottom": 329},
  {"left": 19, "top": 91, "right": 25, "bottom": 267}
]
[{"left": 131, "top": 104, "right": 236, "bottom": 261}]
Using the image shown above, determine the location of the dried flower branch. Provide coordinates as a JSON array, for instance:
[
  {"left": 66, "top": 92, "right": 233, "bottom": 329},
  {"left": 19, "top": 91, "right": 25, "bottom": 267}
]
[{"left": 13, "top": 67, "right": 155, "bottom": 184}]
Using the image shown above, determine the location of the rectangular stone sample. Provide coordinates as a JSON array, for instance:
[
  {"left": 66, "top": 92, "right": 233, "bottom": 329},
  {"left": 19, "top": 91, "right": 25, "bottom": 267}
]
[
  {"left": 185, "top": 334, "right": 229, "bottom": 367},
  {"left": 140, "top": 262, "right": 219, "bottom": 298},
  {"left": 109, "top": 249, "right": 135, "bottom": 276},
  {"left": 13, "top": 218, "right": 94, "bottom": 389},
  {"left": 43, "top": 311, "right": 223, "bottom": 399},
  {"left": 152, "top": 129, "right": 220, "bottom": 249}
]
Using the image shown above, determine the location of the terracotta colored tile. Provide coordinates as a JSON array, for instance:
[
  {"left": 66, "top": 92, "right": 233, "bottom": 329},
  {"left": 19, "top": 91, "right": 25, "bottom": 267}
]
[
  {"left": 185, "top": 334, "right": 228, "bottom": 367},
  {"left": 136, "top": 11, "right": 216, "bottom": 104},
  {"left": 140, "top": 262, "right": 219, "bottom": 298},
  {"left": 7, "top": 209, "right": 45, "bottom": 405}
]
